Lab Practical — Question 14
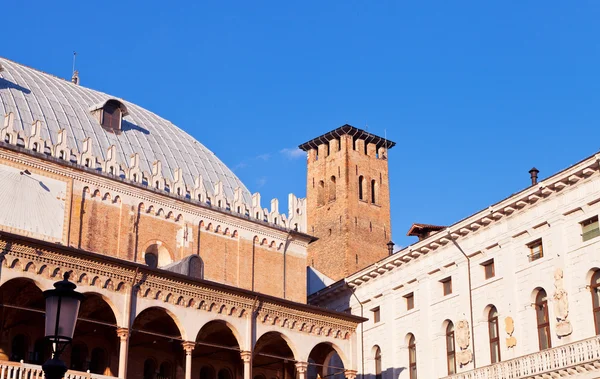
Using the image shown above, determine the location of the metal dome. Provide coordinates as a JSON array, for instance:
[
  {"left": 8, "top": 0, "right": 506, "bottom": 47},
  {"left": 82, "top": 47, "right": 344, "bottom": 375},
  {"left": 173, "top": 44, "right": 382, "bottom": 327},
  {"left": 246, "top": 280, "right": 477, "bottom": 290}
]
[{"left": 0, "top": 57, "right": 252, "bottom": 204}]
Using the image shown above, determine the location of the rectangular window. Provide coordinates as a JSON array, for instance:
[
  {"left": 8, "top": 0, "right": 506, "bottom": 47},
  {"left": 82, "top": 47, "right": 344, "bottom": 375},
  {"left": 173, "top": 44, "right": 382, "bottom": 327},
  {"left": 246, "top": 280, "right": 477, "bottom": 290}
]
[
  {"left": 482, "top": 259, "right": 495, "bottom": 279},
  {"left": 372, "top": 307, "right": 381, "bottom": 323},
  {"left": 528, "top": 239, "right": 544, "bottom": 261},
  {"left": 405, "top": 292, "right": 414, "bottom": 310},
  {"left": 582, "top": 216, "right": 600, "bottom": 242},
  {"left": 441, "top": 277, "right": 452, "bottom": 296}
]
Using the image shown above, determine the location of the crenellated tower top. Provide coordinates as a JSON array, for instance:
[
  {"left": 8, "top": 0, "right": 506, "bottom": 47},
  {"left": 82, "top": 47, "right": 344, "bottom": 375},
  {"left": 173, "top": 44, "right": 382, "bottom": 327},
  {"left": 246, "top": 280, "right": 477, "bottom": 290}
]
[{"left": 300, "top": 125, "right": 395, "bottom": 282}]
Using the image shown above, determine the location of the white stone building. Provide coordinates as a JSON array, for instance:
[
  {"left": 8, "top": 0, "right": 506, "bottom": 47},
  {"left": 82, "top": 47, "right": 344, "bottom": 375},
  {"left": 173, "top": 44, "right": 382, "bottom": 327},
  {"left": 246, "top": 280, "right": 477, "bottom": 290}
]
[{"left": 310, "top": 153, "right": 600, "bottom": 378}]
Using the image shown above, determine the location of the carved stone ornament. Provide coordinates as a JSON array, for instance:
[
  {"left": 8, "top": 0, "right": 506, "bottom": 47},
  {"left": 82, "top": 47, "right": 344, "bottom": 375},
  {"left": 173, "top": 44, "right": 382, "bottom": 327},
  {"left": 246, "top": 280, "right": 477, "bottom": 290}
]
[
  {"left": 553, "top": 267, "right": 573, "bottom": 337},
  {"left": 504, "top": 316, "right": 517, "bottom": 348},
  {"left": 456, "top": 319, "right": 473, "bottom": 365},
  {"left": 456, "top": 319, "right": 470, "bottom": 350}
]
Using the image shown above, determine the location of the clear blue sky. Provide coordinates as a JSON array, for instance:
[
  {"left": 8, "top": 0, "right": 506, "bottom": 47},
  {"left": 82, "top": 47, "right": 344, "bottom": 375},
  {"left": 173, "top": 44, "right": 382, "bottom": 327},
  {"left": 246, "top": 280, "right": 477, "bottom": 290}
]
[{"left": 4, "top": 1, "right": 600, "bottom": 247}]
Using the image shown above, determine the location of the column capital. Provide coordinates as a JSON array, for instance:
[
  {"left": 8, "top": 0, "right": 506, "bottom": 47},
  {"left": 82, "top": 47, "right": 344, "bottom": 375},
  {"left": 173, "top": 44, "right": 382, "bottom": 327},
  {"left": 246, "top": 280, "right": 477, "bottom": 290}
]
[
  {"left": 182, "top": 341, "right": 196, "bottom": 354},
  {"left": 116, "top": 327, "right": 129, "bottom": 340},
  {"left": 344, "top": 370, "right": 358, "bottom": 379},
  {"left": 295, "top": 362, "right": 309, "bottom": 373},
  {"left": 240, "top": 351, "right": 252, "bottom": 363}
]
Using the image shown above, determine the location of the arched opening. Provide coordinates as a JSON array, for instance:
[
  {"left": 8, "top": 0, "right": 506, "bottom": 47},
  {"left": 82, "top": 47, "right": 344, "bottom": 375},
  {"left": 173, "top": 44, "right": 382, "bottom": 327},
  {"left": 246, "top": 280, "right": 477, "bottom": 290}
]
[
  {"left": 253, "top": 332, "right": 296, "bottom": 379},
  {"left": 70, "top": 293, "right": 119, "bottom": 375},
  {"left": 218, "top": 368, "right": 232, "bottom": 379},
  {"left": 535, "top": 289, "right": 551, "bottom": 350},
  {"left": 329, "top": 176, "right": 337, "bottom": 201},
  {"left": 0, "top": 278, "right": 44, "bottom": 363},
  {"left": 200, "top": 366, "right": 216, "bottom": 379},
  {"left": 307, "top": 342, "right": 346, "bottom": 379},
  {"left": 371, "top": 179, "right": 377, "bottom": 204},
  {"left": 194, "top": 321, "right": 241, "bottom": 379},
  {"left": 488, "top": 306, "right": 500, "bottom": 363},
  {"left": 317, "top": 180, "right": 325, "bottom": 206},
  {"left": 591, "top": 270, "right": 600, "bottom": 335},
  {"left": 70, "top": 343, "right": 88, "bottom": 371},
  {"left": 445, "top": 321, "right": 456, "bottom": 375},
  {"left": 145, "top": 242, "right": 172, "bottom": 268},
  {"left": 10, "top": 334, "right": 28, "bottom": 362},
  {"left": 373, "top": 345, "right": 382, "bottom": 379},
  {"left": 358, "top": 176, "right": 365, "bottom": 200},
  {"left": 144, "top": 358, "right": 157, "bottom": 379},
  {"left": 89, "top": 347, "right": 108, "bottom": 375},
  {"left": 407, "top": 334, "right": 416, "bottom": 379},
  {"left": 159, "top": 361, "right": 173, "bottom": 379},
  {"left": 130, "top": 307, "right": 184, "bottom": 379}
]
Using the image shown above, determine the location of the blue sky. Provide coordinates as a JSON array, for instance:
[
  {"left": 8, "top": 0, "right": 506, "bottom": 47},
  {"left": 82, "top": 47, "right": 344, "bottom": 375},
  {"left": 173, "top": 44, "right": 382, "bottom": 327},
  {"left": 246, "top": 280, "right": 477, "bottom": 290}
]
[{"left": 4, "top": 1, "right": 600, "bottom": 247}]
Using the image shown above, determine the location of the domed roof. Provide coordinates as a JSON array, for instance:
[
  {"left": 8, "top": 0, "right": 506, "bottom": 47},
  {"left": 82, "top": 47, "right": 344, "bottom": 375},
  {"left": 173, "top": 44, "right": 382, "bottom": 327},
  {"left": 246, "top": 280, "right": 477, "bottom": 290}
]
[{"left": 0, "top": 57, "right": 252, "bottom": 204}]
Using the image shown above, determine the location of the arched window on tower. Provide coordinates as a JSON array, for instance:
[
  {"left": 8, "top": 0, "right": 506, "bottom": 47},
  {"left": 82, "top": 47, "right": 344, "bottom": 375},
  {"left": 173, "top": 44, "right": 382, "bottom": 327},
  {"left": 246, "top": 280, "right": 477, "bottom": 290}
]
[
  {"left": 446, "top": 322, "right": 456, "bottom": 375},
  {"left": 408, "top": 334, "right": 417, "bottom": 379},
  {"left": 488, "top": 306, "right": 501, "bottom": 363},
  {"left": 374, "top": 346, "right": 382, "bottom": 379},
  {"left": 358, "top": 176, "right": 365, "bottom": 200},
  {"left": 329, "top": 176, "right": 337, "bottom": 201},
  {"left": 371, "top": 179, "right": 378, "bottom": 204},
  {"left": 591, "top": 270, "right": 600, "bottom": 335},
  {"left": 317, "top": 180, "right": 325, "bottom": 206},
  {"left": 535, "top": 289, "right": 551, "bottom": 350}
]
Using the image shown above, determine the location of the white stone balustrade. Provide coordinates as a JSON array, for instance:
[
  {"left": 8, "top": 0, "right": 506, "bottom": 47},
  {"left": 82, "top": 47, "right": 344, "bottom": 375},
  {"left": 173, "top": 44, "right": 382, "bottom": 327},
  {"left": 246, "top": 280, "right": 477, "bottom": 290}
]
[
  {"left": 441, "top": 336, "right": 600, "bottom": 379},
  {"left": 0, "top": 361, "right": 115, "bottom": 379}
]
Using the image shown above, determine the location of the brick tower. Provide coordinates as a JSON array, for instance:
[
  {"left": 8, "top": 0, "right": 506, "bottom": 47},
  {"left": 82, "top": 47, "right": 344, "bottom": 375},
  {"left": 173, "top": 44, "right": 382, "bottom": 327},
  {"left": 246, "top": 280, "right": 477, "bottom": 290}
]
[{"left": 299, "top": 125, "right": 395, "bottom": 281}]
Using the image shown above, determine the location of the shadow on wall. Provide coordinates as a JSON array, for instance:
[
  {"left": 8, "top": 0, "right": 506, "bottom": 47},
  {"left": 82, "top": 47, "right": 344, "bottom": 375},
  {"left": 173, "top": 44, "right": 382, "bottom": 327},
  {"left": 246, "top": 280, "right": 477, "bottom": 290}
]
[
  {"left": 360, "top": 367, "right": 403, "bottom": 379},
  {"left": 121, "top": 119, "right": 149, "bottom": 135},
  {"left": 0, "top": 78, "right": 31, "bottom": 94}
]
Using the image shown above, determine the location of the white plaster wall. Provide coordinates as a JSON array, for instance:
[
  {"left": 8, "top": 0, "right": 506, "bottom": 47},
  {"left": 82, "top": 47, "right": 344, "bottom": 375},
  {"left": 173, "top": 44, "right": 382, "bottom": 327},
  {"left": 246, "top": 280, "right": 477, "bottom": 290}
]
[{"left": 337, "top": 173, "right": 600, "bottom": 379}]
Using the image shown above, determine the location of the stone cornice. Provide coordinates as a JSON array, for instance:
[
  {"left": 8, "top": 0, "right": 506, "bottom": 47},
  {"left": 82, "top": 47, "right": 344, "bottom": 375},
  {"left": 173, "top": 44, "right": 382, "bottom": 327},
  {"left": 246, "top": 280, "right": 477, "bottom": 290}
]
[{"left": 343, "top": 151, "right": 600, "bottom": 289}]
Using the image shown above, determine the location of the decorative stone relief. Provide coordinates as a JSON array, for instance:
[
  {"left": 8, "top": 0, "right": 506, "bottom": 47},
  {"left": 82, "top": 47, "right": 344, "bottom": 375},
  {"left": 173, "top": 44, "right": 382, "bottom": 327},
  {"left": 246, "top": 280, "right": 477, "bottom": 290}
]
[
  {"left": 504, "top": 316, "right": 517, "bottom": 348},
  {"left": 553, "top": 268, "right": 573, "bottom": 337},
  {"left": 456, "top": 319, "right": 473, "bottom": 365}
]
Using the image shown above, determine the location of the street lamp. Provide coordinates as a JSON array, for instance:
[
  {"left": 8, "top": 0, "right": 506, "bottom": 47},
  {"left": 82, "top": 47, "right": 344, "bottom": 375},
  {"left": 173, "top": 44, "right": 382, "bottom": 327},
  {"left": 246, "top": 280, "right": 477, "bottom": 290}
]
[{"left": 42, "top": 272, "right": 84, "bottom": 379}]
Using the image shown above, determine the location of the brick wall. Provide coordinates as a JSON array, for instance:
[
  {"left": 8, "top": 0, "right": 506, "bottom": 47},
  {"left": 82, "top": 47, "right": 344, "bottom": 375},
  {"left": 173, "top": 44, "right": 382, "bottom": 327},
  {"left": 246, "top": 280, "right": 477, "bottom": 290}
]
[{"left": 306, "top": 134, "right": 392, "bottom": 281}]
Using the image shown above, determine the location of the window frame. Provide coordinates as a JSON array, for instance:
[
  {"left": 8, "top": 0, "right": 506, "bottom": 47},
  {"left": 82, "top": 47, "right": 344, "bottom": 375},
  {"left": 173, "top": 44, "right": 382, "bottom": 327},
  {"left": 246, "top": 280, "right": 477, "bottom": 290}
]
[
  {"left": 591, "top": 271, "right": 600, "bottom": 335},
  {"left": 441, "top": 277, "right": 452, "bottom": 296},
  {"left": 488, "top": 307, "right": 501, "bottom": 363},
  {"left": 527, "top": 239, "right": 544, "bottom": 261},
  {"left": 408, "top": 334, "right": 417, "bottom": 379},
  {"left": 405, "top": 292, "right": 415, "bottom": 311},
  {"left": 372, "top": 307, "right": 381, "bottom": 324},
  {"left": 482, "top": 259, "right": 495, "bottom": 280},
  {"left": 535, "top": 289, "right": 551, "bottom": 350},
  {"left": 374, "top": 346, "right": 382, "bottom": 379},
  {"left": 446, "top": 322, "right": 456, "bottom": 375},
  {"left": 581, "top": 215, "right": 600, "bottom": 242}
]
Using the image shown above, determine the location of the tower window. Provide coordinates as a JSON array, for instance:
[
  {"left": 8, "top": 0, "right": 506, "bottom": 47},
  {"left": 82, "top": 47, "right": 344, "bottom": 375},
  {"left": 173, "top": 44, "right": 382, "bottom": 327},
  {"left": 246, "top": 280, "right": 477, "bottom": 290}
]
[
  {"left": 371, "top": 179, "right": 378, "bottom": 204},
  {"left": 317, "top": 180, "right": 325, "bottom": 206},
  {"left": 329, "top": 176, "right": 337, "bottom": 201},
  {"left": 359, "top": 176, "right": 365, "bottom": 200}
]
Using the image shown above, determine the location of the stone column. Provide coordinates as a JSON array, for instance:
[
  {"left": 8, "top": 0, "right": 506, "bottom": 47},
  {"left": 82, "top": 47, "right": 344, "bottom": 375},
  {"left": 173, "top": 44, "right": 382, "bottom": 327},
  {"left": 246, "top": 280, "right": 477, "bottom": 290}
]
[
  {"left": 295, "top": 362, "right": 308, "bottom": 379},
  {"left": 241, "top": 351, "right": 252, "bottom": 379},
  {"left": 345, "top": 370, "right": 358, "bottom": 379},
  {"left": 116, "top": 328, "right": 129, "bottom": 379},
  {"left": 182, "top": 342, "right": 196, "bottom": 379}
]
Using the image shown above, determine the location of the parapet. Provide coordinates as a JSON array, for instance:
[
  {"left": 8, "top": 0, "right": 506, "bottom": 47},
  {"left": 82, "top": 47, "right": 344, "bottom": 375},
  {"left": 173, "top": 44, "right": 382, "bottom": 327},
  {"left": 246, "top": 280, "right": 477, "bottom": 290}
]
[{"left": 0, "top": 112, "right": 308, "bottom": 233}]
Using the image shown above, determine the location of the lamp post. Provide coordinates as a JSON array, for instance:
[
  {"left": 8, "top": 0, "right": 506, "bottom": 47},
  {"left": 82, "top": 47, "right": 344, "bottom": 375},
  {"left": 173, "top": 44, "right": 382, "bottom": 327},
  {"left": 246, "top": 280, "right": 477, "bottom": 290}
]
[{"left": 42, "top": 272, "right": 84, "bottom": 379}]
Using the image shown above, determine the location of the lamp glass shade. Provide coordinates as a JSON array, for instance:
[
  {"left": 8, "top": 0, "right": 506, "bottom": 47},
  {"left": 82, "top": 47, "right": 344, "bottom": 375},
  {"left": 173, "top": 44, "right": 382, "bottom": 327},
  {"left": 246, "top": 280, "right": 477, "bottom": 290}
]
[{"left": 44, "top": 295, "right": 81, "bottom": 342}]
